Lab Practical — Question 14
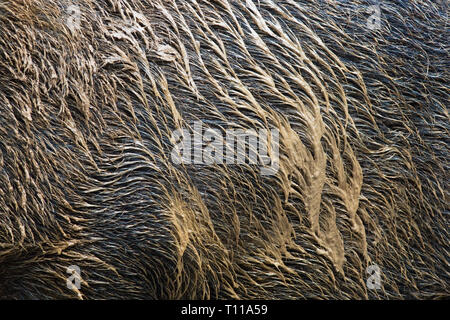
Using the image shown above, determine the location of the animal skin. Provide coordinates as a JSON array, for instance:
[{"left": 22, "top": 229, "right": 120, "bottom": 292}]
[{"left": 0, "top": 0, "right": 448, "bottom": 299}]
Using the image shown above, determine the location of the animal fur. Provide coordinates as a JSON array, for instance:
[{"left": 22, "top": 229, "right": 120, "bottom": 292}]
[{"left": 0, "top": 0, "right": 448, "bottom": 299}]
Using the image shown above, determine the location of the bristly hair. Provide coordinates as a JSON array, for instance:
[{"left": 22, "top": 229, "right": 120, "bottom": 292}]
[{"left": 0, "top": 0, "right": 448, "bottom": 299}]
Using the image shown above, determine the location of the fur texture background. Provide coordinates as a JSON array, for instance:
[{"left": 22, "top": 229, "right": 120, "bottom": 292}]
[{"left": 0, "top": 0, "right": 448, "bottom": 299}]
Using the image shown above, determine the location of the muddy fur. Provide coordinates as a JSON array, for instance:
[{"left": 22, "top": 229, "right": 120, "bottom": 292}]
[{"left": 0, "top": 0, "right": 448, "bottom": 299}]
